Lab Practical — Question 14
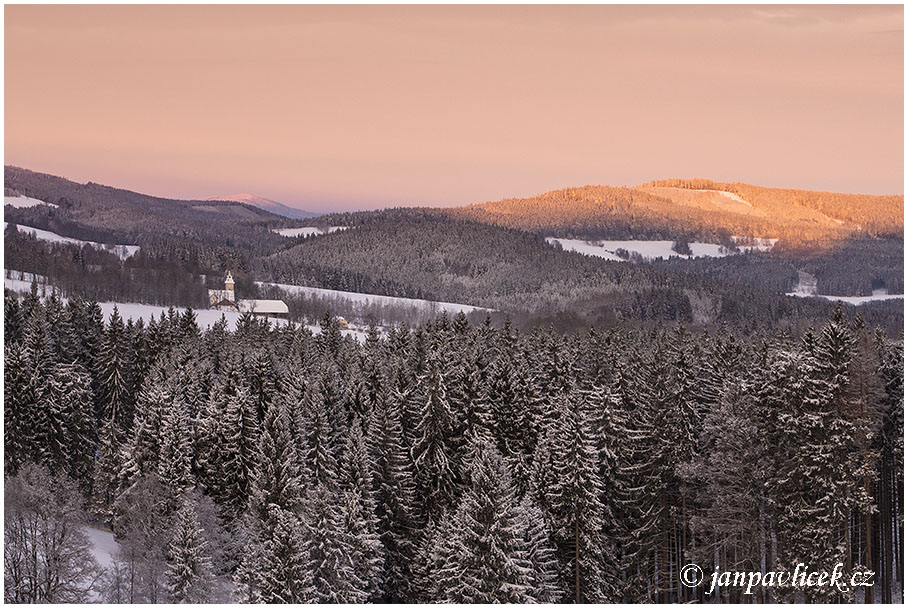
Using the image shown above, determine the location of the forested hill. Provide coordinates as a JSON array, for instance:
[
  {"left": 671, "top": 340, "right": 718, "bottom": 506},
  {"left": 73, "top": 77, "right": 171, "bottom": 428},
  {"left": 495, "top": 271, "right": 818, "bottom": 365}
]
[
  {"left": 4, "top": 165, "right": 293, "bottom": 251},
  {"left": 263, "top": 211, "right": 868, "bottom": 331},
  {"left": 4, "top": 167, "right": 903, "bottom": 334},
  {"left": 4, "top": 165, "right": 304, "bottom": 281},
  {"left": 447, "top": 178, "right": 903, "bottom": 245}
]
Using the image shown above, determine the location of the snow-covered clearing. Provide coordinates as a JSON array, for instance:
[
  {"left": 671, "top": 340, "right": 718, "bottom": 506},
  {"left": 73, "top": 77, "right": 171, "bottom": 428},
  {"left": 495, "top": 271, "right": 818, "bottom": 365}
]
[
  {"left": 693, "top": 189, "right": 751, "bottom": 206},
  {"left": 273, "top": 226, "right": 348, "bottom": 237},
  {"left": 5, "top": 222, "right": 140, "bottom": 260},
  {"left": 4, "top": 270, "right": 55, "bottom": 295},
  {"left": 85, "top": 526, "right": 120, "bottom": 570},
  {"left": 549, "top": 238, "right": 745, "bottom": 261},
  {"left": 5, "top": 195, "right": 57, "bottom": 209},
  {"left": 788, "top": 273, "right": 901, "bottom": 305},
  {"left": 98, "top": 302, "right": 277, "bottom": 329},
  {"left": 787, "top": 291, "right": 903, "bottom": 306},
  {"left": 259, "top": 281, "right": 492, "bottom": 315},
  {"left": 94, "top": 301, "right": 369, "bottom": 341}
]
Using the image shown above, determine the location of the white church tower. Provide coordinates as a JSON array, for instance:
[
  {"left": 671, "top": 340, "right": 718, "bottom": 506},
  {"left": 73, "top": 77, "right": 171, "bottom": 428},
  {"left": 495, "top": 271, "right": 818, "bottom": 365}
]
[
  {"left": 208, "top": 270, "right": 238, "bottom": 308},
  {"left": 208, "top": 269, "right": 289, "bottom": 318},
  {"left": 224, "top": 270, "right": 235, "bottom": 302}
]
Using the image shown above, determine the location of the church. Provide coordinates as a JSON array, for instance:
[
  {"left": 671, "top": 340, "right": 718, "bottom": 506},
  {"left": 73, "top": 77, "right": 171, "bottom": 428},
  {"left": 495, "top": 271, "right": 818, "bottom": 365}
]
[{"left": 208, "top": 271, "right": 289, "bottom": 319}]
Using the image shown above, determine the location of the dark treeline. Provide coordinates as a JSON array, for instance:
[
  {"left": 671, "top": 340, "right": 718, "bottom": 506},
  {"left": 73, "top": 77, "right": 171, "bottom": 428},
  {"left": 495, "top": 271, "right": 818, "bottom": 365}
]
[
  {"left": 653, "top": 238, "right": 904, "bottom": 299},
  {"left": 4, "top": 289, "right": 903, "bottom": 603},
  {"left": 795, "top": 238, "right": 904, "bottom": 296},
  {"left": 4, "top": 229, "right": 209, "bottom": 308}
]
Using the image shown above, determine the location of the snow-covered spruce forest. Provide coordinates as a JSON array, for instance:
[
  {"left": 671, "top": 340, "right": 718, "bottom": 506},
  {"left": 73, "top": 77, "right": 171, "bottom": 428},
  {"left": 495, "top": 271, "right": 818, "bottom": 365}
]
[{"left": 4, "top": 290, "right": 903, "bottom": 603}]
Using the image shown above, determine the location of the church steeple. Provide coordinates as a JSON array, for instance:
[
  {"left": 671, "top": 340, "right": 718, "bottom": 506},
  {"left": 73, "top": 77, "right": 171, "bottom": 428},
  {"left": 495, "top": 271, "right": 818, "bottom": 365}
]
[{"left": 225, "top": 271, "right": 235, "bottom": 301}]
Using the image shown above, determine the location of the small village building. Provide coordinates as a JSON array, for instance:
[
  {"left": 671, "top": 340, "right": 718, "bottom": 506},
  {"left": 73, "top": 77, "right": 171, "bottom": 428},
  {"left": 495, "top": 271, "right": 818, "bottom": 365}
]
[
  {"left": 236, "top": 299, "right": 290, "bottom": 318},
  {"left": 208, "top": 271, "right": 289, "bottom": 319}
]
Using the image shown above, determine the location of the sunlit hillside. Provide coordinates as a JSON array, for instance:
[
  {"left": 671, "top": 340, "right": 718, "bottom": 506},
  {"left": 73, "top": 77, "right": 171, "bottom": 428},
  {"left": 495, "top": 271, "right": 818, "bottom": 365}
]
[{"left": 452, "top": 178, "right": 903, "bottom": 246}]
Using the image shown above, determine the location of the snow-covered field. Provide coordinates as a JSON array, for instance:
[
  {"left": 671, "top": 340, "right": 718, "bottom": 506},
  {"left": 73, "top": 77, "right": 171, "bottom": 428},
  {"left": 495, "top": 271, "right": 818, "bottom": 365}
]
[
  {"left": 4, "top": 270, "right": 54, "bottom": 295},
  {"left": 5, "top": 222, "right": 140, "bottom": 260},
  {"left": 5, "top": 195, "right": 57, "bottom": 208},
  {"left": 787, "top": 291, "right": 904, "bottom": 306},
  {"left": 273, "top": 226, "right": 348, "bottom": 237},
  {"left": 97, "top": 301, "right": 283, "bottom": 329},
  {"left": 548, "top": 237, "right": 777, "bottom": 262},
  {"left": 784, "top": 271, "right": 901, "bottom": 305},
  {"left": 94, "top": 301, "right": 370, "bottom": 341},
  {"left": 3, "top": 275, "right": 375, "bottom": 340},
  {"left": 259, "top": 281, "right": 492, "bottom": 315},
  {"left": 549, "top": 238, "right": 742, "bottom": 261},
  {"left": 694, "top": 189, "right": 751, "bottom": 206}
]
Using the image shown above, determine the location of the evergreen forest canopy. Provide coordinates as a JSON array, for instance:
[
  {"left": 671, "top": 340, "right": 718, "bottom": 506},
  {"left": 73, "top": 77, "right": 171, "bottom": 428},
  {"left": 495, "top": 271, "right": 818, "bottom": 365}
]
[{"left": 3, "top": 289, "right": 904, "bottom": 603}]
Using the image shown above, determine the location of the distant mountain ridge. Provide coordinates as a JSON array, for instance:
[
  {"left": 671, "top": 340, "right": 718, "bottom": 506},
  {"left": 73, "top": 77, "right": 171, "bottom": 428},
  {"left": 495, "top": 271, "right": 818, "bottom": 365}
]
[{"left": 206, "top": 193, "right": 319, "bottom": 219}]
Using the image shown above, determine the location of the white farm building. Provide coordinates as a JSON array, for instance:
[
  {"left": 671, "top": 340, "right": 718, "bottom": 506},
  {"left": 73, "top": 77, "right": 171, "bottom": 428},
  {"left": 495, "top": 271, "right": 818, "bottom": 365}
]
[{"left": 208, "top": 271, "right": 289, "bottom": 319}]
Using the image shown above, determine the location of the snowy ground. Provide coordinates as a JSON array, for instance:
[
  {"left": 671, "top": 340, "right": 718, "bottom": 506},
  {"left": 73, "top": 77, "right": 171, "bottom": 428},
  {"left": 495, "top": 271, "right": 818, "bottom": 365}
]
[
  {"left": 5, "top": 195, "right": 57, "bottom": 208},
  {"left": 547, "top": 238, "right": 772, "bottom": 261},
  {"left": 85, "top": 526, "right": 120, "bottom": 570},
  {"left": 258, "top": 281, "right": 492, "bottom": 315},
  {"left": 785, "top": 271, "right": 902, "bottom": 305},
  {"left": 4, "top": 270, "right": 55, "bottom": 295},
  {"left": 93, "top": 301, "right": 370, "bottom": 341},
  {"left": 98, "top": 302, "right": 284, "bottom": 330},
  {"left": 5, "top": 222, "right": 140, "bottom": 260},
  {"left": 787, "top": 291, "right": 904, "bottom": 306},
  {"left": 273, "top": 226, "right": 348, "bottom": 237},
  {"left": 694, "top": 189, "right": 751, "bottom": 206}
]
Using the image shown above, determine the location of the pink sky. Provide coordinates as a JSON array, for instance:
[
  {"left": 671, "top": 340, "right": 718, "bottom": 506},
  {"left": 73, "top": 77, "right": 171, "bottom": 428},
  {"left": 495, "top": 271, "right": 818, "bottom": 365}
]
[{"left": 5, "top": 5, "right": 903, "bottom": 213}]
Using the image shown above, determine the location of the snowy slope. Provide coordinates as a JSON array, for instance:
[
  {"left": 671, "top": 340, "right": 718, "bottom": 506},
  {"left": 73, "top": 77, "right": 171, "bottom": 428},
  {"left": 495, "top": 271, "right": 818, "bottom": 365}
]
[
  {"left": 549, "top": 238, "right": 726, "bottom": 261},
  {"left": 5, "top": 223, "right": 140, "bottom": 260},
  {"left": 258, "top": 281, "right": 492, "bottom": 315},
  {"left": 4, "top": 270, "right": 55, "bottom": 295},
  {"left": 273, "top": 226, "right": 348, "bottom": 237},
  {"left": 548, "top": 237, "right": 775, "bottom": 261},
  {"left": 5, "top": 195, "right": 57, "bottom": 208},
  {"left": 787, "top": 291, "right": 903, "bottom": 306},
  {"left": 85, "top": 527, "right": 120, "bottom": 569},
  {"left": 95, "top": 301, "right": 369, "bottom": 342},
  {"left": 97, "top": 301, "right": 289, "bottom": 330},
  {"left": 694, "top": 189, "right": 751, "bottom": 206}
]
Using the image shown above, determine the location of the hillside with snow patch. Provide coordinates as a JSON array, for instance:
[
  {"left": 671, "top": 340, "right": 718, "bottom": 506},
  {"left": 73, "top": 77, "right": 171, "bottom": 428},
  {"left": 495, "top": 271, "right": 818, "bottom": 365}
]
[
  {"left": 547, "top": 238, "right": 774, "bottom": 262},
  {"left": 5, "top": 222, "right": 139, "bottom": 260},
  {"left": 259, "top": 281, "right": 493, "bottom": 315},
  {"left": 5, "top": 195, "right": 57, "bottom": 209}
]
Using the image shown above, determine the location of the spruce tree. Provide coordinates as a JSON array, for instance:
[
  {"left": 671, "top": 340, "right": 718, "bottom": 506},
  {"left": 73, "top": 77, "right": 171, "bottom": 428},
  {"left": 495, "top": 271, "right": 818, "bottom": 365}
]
[
  {"left": 428, "top": 442, "right": 534, "bottom": 603},
  {"left": 367, "top": 389, "right": 420, "bottom": 601},
  {"left": 543, "top": 390, "right": 615, "bottom": 602},
  {"left": 411, "top": 353, "right": 458, "bottom": 517},
  {"left": 300, "top": 486, "right": 371, "bottom": 603},
  {"left": 249, "top": 400, "right": 303, "bottom": 521},
  {"left": 235, "top": 506, "right": 315, "bottom": 603},
  {"left": 167, "top": 500, "right": 215, "bottom": 603}
]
